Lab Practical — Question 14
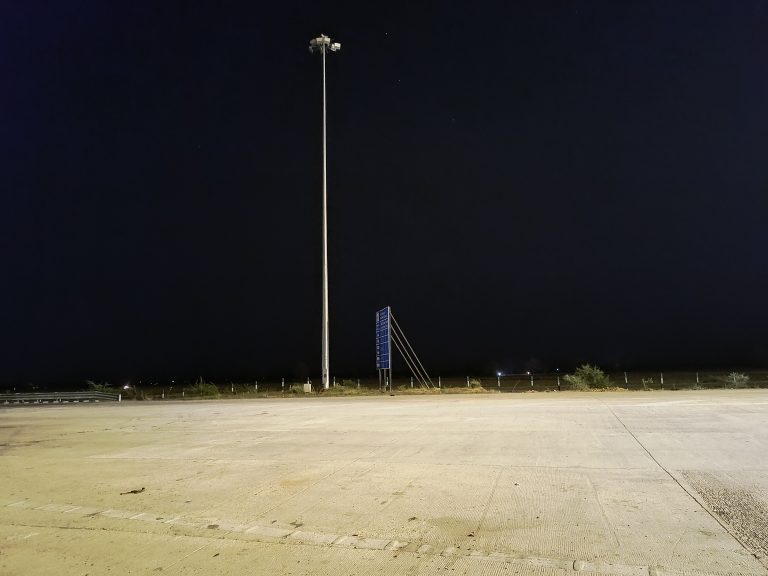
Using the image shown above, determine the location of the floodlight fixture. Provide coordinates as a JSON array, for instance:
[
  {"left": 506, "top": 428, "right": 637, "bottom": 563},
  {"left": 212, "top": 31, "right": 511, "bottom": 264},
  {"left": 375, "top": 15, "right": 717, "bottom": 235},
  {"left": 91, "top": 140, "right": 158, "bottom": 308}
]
[{"left": 309, "top": 34, "right": 341, "bottom": 54}]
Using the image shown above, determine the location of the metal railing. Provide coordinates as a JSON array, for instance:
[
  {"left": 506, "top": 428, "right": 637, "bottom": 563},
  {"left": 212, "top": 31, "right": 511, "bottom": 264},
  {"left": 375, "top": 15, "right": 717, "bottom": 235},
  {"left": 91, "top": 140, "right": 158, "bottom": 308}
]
[
  {"left": 0, "top": 391, "right": 121, "bottom": 405},
  {"left": 5, "top": 371, "right": 765, "bottom": 402}
]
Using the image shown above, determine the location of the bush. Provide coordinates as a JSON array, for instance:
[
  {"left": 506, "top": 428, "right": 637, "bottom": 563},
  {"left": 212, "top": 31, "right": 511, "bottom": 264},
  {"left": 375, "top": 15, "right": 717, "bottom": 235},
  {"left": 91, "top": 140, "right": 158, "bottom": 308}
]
[
  {"left": 86, "top": 380, "right": 111, "bottom": 393},
  {"left": 192, "top": 377, "right": 220, "bottom": 398},
  {"left": 121, "top": 386, "right": 145, "bottom": 400},
  {"left": 724, "top": 372, "right": 749, "bottom": 388},
  {"left": 641, "top": 378, "right": 654, "bottom": 391},
  {"left": 564, "top": 364, "right": 611, "bottom": 390}
]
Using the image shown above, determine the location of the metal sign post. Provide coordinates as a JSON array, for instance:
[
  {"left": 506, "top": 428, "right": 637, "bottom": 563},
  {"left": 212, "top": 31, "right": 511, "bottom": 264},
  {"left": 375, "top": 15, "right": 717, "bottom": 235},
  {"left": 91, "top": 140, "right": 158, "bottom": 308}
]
[
  {"left": 375, "top": 306, "right": 434, "bottom": 391},
  {"left": 376, "top": 307, "right": 392, "bottom": 391}
]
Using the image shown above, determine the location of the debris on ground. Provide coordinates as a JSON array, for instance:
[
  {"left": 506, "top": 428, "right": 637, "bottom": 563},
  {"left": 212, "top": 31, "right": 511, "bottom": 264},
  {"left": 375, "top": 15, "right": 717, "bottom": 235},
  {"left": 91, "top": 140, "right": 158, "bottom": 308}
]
[{"left": 120, "top": 487, "right": 145, "bottom": 495}]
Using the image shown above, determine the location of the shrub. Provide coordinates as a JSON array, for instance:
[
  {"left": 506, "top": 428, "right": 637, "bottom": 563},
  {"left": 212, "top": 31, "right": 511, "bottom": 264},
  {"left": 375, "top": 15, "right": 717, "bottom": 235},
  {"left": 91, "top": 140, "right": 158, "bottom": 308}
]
[
  {"left": 564, "top": 364, "right": 611, "bottom": 390},
  {"left": 641, "top": 378, "right": 654, "bottom": 391},
  {"left": 122, "top": 386, "right": 145, "bottom": 400},
  {"left": 724, "top": 372, "right": 749, "bottom": 388},
  {"left": 86, "top": 380, "right": 111, "bottom": 393},
  {"left": 193, "top": 377, "right": 220, "bottom": 398}
]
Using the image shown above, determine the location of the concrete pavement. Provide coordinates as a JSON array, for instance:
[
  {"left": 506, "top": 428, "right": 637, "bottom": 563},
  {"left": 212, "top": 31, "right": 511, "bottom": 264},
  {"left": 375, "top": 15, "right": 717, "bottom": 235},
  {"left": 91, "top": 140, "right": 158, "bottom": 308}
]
[{"left": 1, "top": 390, "right": 767, "bottom": 575}]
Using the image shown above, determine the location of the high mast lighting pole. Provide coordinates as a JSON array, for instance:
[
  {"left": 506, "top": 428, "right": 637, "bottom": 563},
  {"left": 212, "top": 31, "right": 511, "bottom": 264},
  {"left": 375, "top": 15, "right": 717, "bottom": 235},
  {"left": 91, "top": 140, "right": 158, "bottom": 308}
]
[{"left": 309, "top": 34, "right": 340, "bottom": 390}]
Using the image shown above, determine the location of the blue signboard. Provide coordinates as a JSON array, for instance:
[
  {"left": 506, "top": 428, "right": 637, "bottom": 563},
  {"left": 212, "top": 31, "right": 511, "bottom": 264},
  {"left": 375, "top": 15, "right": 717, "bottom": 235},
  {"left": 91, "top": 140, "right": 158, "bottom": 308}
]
[{"left": 375, "top": 307, "right": 391, "bottom": 370}]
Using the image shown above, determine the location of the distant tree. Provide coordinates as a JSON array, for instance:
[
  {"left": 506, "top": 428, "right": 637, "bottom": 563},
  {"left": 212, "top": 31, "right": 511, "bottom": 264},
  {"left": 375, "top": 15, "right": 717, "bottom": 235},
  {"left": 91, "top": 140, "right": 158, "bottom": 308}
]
[
  {"left": 724, "top": 372, "right": 749, "bottom": 388},
  {"left": 563, "top": 364, "right": 611, "bottom": 390}
]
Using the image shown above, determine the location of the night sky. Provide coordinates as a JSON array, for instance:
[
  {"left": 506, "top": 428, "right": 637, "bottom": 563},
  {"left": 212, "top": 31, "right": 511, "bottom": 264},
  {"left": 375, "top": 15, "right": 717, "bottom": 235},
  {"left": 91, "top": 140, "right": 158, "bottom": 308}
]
[{"left": 3, "top": 1, "right": 768, "bottom": 384}]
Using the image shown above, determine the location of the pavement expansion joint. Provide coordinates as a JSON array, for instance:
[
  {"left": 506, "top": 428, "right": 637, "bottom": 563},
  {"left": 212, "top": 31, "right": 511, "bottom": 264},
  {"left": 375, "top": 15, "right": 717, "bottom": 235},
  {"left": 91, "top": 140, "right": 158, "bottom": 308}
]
[{"left": 5, "top": 498, "right": 764, "bottom": 576}]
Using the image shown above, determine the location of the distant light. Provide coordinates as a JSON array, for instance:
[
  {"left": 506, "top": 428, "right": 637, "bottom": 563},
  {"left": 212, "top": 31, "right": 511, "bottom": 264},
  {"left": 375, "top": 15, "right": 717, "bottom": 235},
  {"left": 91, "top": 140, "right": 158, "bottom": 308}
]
[
  {"left": 526, "top": 371, "right": 530, "bottom": 375},
  {"left": 123, "top": 384, "right": 130, "bottom": 390},
  {"left": 497, "top": 372, "right": 502, "bottom": 377}
]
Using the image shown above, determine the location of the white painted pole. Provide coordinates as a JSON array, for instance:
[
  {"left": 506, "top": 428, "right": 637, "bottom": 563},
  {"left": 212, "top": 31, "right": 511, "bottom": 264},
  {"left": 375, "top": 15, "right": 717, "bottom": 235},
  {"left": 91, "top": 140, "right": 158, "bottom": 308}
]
[
  {"left": 410, "top": 377, "right": 413, "bottom": 388},
  {"left": 320, "top": 43, "right": 331, "bottom": 391},
  {"left": 530, "top": 374, "right": 534, "bottom": 388},
  {"left": 696, "top": 372, "right": 700, "bottom": 385},
  {"left": 660, "top": 373, "right": 664, "bottom": 388},
  {"left": 438, "top": 376, "right": 441, "bottom": 389},
  {"left": 624, "top": 371, "right": 628, "bottom": 385},
  {"left": 281, "top": 378, "right": 284, "bottom": 392},
  {"left": 308, "top": 36, "right": 340, "bottom": 391},
  {"left": 466, "top": 376, "right": 470, "bottom": 388},
  {"left": 497, "top": 375, "right": 500, "bottom": 388}
]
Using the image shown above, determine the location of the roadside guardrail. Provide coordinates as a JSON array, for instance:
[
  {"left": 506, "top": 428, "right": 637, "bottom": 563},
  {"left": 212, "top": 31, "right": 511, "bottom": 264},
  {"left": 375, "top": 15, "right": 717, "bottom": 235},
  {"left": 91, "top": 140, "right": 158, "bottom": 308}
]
[{"left": 0, "top": 391, "right": 121, "bottom": 404}]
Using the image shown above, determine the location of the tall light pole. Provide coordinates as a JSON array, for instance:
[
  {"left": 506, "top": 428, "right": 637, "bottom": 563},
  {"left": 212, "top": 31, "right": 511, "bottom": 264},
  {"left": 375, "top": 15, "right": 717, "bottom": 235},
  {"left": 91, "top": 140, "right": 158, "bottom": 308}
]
[{"left": 309, "top": 34, "right": 340, "bottom": 390}]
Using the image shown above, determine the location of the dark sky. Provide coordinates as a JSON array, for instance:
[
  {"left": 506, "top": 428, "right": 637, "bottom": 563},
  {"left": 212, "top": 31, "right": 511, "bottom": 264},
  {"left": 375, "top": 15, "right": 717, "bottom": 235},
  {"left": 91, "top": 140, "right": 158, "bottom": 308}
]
[{"left": 3, "top": 1, "right": 768, "bottom": 383}]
